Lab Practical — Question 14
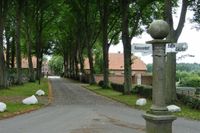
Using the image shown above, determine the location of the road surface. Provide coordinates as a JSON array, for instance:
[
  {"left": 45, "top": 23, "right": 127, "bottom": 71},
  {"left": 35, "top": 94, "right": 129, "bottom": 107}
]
[{"left": 0, "top": 77, "right": 199, "bottom": 133}]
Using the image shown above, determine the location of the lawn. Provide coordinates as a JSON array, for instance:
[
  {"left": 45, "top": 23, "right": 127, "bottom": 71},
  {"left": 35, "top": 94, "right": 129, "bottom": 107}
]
[
  {"left": 85, "top": 85, "right": 152, "bottom": 110},
  {"left": 0, "top": 78, "right": 49, "bottom": 119},
  {"left": 85, "top": 85, "right": 200, "bottom": 120}
]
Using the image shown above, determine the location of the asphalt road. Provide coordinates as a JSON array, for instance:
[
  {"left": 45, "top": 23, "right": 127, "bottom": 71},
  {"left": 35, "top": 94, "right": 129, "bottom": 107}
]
[{"left": 0, "top": 77, "right": 199, "bottom": 133}]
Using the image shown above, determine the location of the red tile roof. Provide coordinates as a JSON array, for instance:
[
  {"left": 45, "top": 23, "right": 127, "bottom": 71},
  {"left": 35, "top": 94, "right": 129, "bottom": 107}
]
[{"left": 84, "top": 53, "right": 147, "bottom": 71}]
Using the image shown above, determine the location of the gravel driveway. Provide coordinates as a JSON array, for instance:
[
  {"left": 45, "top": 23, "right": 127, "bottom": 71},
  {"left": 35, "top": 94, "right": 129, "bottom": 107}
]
[{"left": 0, "top": 78, "right": 199, "bottom": 133}]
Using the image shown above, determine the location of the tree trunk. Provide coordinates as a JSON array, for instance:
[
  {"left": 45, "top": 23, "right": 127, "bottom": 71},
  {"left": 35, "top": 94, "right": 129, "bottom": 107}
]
[
  {"left": 101, "top": 0, "right": 109, "bottom": 88},
  {"left": 121, "top": 0, "right": 132, "bottom": 94},
  {"left": 63, "top": 53, "right": 68, "bottom": 77},
  {"left": 69, "top": 51, "right": 74, "bottom": 78},
  {"left": 11, "top": 35, "right": 15, "bottom": 68},
  {"left": 5, "top": 24, "right": 12, "bottom": 69},
  {"left": 164, "top": 0, "right": 188, "bottom": 104},
  {"left": 35, "top": 0, "right": 43, "bottom": 84},
  {"left": 79, "top": 46, "right": 84, "bottom": 74},
  {"left": 5, "top": 32, "right": 10, "bottom": 68},
  {"left": 0, "top": 1, "right": 7, "bottom": 88},
  {"left": 74, "top": 50, "right": 79, "bottom": 79},
  {"left": 87, "top": 47, "right": 96, "bottom": 84},
  {"left": 24, "top": 0, "right": 34, "bottom": 82},
  {"left": 26, "top": 40, "right": 35, "bottom": 82},
  {"left": 15, "top": 1, "right": 22, "bottom": 85},
  {"left": 165, "top": 53, "right": 176, "bottom": 103}
]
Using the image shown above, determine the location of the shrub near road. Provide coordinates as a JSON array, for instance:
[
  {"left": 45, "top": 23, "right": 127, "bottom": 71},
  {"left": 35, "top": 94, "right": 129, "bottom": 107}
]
[{"left": 0, "top": 79, "right": 49, "bottom": 119}]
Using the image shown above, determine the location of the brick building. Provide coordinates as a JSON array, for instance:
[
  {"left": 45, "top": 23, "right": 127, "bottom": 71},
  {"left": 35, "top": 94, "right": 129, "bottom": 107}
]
[{"left": 84, "top": 53, "right": 147, "bottom": 75}]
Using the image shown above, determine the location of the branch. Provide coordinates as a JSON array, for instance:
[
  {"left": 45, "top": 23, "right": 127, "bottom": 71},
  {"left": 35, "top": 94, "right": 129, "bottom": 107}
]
[
  {"left": 164, "top": 0, "right": 174, "bottom": 30},
  {"left": 130, "top": 11, "right": 141, "bottom": 38},
  {"left": 90, "top": 28, "right": 101, "bottom": 47},
  {"left": 107, "top": 16, "right": 119, "bottom": 34},
  {"left": 175, "top": 0, "right": 188, "bottom": 40},
  {"left": 108, "top": 29, "right": 120, "bottom": 46}
]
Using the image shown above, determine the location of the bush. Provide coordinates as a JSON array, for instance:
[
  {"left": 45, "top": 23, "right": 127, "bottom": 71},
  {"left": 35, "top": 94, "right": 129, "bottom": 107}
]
[
  {"left": 7, "top": 68, "right": 35, "bottom": 85},
  {"left": 98, "top": 80, "right": 104, "bottom": 87},
  {"left": 133, "top": 85, "right": 152, "bottom": 99},
  {"left": 111, "top": 82, "right": 124, "bottom": 93},
  {"left": 81, "top": 74, "right": 90, "bottom": 83},
  {"left": 196, "top": 88, "right": 200, "bottom": 95},
  {"left": 180, "top": 76, "right": 200, "bottom": 87},
  {"left": 177, "top": 94, "right": 200, "bottom": 110}
]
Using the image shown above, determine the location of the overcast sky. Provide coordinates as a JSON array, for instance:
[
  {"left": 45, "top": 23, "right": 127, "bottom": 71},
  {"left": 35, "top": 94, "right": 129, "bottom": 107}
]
[{"left": 109, "top": 2, "right": 200, "bottom": 64}]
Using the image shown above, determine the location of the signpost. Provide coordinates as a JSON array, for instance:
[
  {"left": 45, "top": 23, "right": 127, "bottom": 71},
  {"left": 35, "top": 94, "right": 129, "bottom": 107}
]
[
  {"left": 131, "top": 43, "right": 152, "bottom": 55},
  {"left": 132, "top": 42, "right": 188, "bottom": 55},
  {"left": 142, "top": 20, "right": 177, "bottom": 133}
]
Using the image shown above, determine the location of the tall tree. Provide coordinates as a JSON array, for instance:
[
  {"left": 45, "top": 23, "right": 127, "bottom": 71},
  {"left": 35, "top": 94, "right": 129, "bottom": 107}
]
[
  {"left": 34, "top": 0, "right": 58, "bottom": 84},
  {"left": 15, "top": 0, "right": 24, "bottom": 84},
  {"left": 120, "top": 0, "right": 163, "bottom": 94},
  {"left": 83, "top": 0, "right": 100, "bottom": 84},
  {"left": 22, "top": 0, "right": 35, "bottom": 82},
  {"left": 0, "top": 0, "right": 8, "bottom": 88},
  {"left": 98, "top": 0, "right": 121, "bottom": 88},
  {"left": 164, "top": 0, "right": 189, "bottom": 104},
  {"left": 99, "top": 0, "right": 110, "bottom": 88},
  {"left": 121, "top": 0, "right": 132, "bottom": 94}
]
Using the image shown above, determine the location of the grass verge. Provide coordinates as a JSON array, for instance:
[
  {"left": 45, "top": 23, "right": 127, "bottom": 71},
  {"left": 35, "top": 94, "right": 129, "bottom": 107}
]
[
  {"left": 85, "top": 85, "right": 151, "bottom": 110},
  {"left": 0, "top": 78, "right": 49, "bottom": 120},
  {"left": 85, "top": 84, "right": 200, "bottom": 120}
]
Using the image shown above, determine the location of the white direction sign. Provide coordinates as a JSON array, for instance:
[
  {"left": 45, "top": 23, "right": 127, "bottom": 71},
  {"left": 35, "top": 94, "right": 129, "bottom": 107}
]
[
  {"left": 166, "top": 43, "right": 188, "bottom": 53},
  {"left": 131, "top": 43, "right": 152, "bottom": 55},
  {"left": 132, "top": 42, "right": 188, "bottom": 55}
]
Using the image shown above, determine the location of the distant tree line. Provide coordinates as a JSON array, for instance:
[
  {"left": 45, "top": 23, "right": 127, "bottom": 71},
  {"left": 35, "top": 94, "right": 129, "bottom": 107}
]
[{"left": 147, "top": 63, "right": 200, "bottom": 73}]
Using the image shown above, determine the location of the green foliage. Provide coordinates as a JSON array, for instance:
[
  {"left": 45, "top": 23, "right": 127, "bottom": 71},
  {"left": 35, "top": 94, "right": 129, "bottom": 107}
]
[
  {"left": 146, "top": 64, "right": 152, "bottom": 72},
  {"left": 176, "top": 71, "right": 200, "bottom": 87},
  {"left": 133, "top": 85, "right": 152, "bottom": 99},
  {"left": 98, "top": 80, "right": 104, "bottom": 88},
  {"left": 0, "top": 79, "right": 48, "bottom": 97},
  {"left": 85, "top": 84, "right": 151, "bottom": 110},
  {"left": 48, "top": 55, "right": 64, "bottom": 75},
  {"left": 180, "top": 76, "right": 200, "bottom": 87},
  {"left": 86, "top": 84, "right": 200, "bottom": 120},
  {"left": 7, "top": 68, "right": 36, "bottom": 85},
  {"left": 192, "top": 0, "right": 200, "bottom": 29},
  {"left": 176, "top": 63, "right": 200, "bottom": 72},
  {"left": 110, "top": 82, "right": 153, "bottom": 98},
  {"left": 110, "top": 82, "right": 124, "bottom": 93},
  {"left": 177, "top": 94, "right": 200, "bottom": 110},
  {"left": 0, "top": 79, "right": 48, "bottom": 119},
  {"left": 94, "top": 42, "right": 103, "bottom": 74}
]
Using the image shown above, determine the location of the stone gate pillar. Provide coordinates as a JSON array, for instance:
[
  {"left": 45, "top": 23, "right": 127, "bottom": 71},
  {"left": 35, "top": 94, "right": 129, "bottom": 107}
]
[{"left": 143, "top": 20, "right": 176, "bottom": 133}]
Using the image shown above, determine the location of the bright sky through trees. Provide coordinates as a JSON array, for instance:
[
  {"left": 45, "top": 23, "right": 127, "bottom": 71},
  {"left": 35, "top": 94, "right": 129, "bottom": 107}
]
[{"left": 110, "top": 2, "right": 200, "bottom": 64}]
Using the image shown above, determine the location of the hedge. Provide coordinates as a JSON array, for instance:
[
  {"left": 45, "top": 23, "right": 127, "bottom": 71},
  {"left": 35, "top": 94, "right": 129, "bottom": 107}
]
[
  {"left": 98, "top": 80, "right": 104, "bottom": 88},
  {"left": 110, "top": 83, "right": 153, "bottom": 98},
  {"left": 110, "top": 82, "right": 124, "bottom": 93},
  {"left": 180, "top": 76, "right": 200, "bottom": 87},
  {"left": 177, "top": 94, "right": 200, "bottom": 110},
  {"left": 133, "top": 85, "right": 152, "bottom": 99}
]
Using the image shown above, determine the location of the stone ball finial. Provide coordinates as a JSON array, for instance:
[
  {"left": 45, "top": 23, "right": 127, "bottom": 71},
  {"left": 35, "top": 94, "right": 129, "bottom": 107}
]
[{"left": 147, "top": 20, "right": 170, "bottom": 39}]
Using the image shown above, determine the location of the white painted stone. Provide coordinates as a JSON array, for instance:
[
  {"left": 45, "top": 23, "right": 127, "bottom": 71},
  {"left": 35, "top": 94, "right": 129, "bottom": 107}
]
[
  {"left": 136, "top": 98, "right": 147, "bottom": 106},
  {"left": 22, "top": 95, "right": 38, "bottom": 105},
  {"left": 36, "top": 90, "right": 45, "bottom": 96},
  {"left": 0, "top": 102, "right": 7, "bottom": 112},
  {"left": 167, "top": 105, "right": 181, "bottom": 112}
]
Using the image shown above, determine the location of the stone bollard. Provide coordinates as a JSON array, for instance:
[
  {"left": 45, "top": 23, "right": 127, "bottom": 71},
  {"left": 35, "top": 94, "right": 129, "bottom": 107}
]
[{"left": 143, "top": 20, "right": 176, "bottom": 133}]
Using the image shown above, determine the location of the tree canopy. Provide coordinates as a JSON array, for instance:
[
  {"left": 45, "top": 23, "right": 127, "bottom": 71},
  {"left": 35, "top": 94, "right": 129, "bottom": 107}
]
[{"left": 0, "top": 0, "right": 199, "bottom": 90}]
